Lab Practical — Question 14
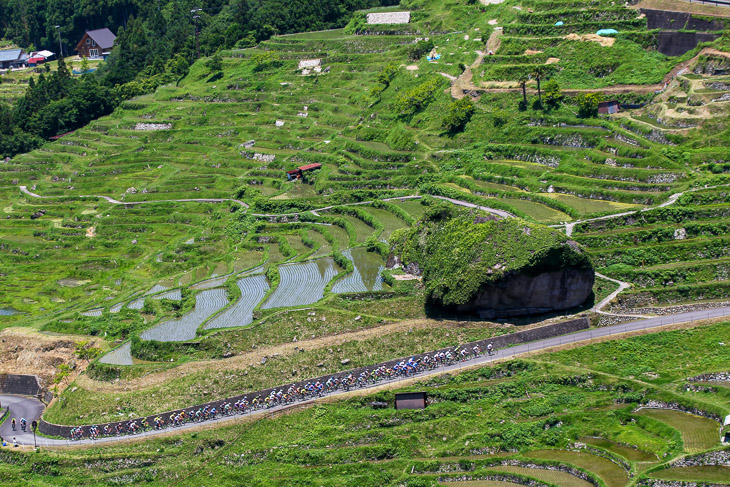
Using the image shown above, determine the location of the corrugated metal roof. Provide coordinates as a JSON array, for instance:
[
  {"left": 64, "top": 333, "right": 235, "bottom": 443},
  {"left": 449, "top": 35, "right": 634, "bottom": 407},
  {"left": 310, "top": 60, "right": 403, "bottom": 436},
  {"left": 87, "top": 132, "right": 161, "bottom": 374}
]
[
  {"left": 0, "top": 49, "right": 23, "bottom": 62},
  {"left": 298, "top": 163, "right": 322, "bottom": 171},
  {"left": 86, "top": 28, "right": 116, "bottom": 49}
]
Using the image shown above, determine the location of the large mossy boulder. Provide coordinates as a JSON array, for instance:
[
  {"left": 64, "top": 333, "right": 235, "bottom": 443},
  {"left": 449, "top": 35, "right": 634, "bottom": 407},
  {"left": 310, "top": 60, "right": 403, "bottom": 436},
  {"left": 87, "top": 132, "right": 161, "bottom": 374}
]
[{"left": 389, "top": 205, "right": 594, "bottom": 318}]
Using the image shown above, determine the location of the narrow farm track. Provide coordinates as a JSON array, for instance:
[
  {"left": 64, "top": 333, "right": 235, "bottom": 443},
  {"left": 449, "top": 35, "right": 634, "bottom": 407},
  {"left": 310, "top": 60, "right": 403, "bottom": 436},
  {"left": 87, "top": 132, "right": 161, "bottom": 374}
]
[
  {"left": 19, "top": 185, "right": 249, "bottom": 208},
  {"left": 19, "top": 186, "right": 514, "bottom": 219},
  {"left": 5, "top": 306, "right": 730, "bottom": 447},
  {"left": 593, "top": 273, "right": 649, "bottom": 319},
  {"left": 553, "top": 183, "right": 730, "bottom": 237}
]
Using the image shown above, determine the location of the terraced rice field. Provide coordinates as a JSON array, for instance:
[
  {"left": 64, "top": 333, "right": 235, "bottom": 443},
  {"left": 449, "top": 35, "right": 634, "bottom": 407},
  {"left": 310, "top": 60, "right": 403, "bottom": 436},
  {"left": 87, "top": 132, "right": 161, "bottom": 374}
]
[
  {"left": 391, "top": 199, "right": 427, "bottom": 220},
  {"left": 126, "top": 285, "right": 172, "bottom": 310},
  {"left": 151, "top": 289, "right": 182, "bottom": 301},
  {"left": 489, "top": 465, "right": 593, "bottom": 487},
  {"left": 525, "top": 450, "right": 629, "bottom": 487},
  {"left": 262, "top": 259, "right": 339, "bottom": 309},
  {"left": 99, "top": 342, "right": 133, "bottom": 366},
  {"left": 635, "top": 409, "right": 722, "bottom": 453},
  {"left": 140, "top": 288, "right": 229, "bottom": 342},
  {"left": 650, "top": 466, "right": 730, "bottom": 483},
  {"left": 332, "top": 248, "right": 385, "bottom": 293},
  {"left": 191, "top": 274, "right": 232, "bottom": 290},
  {"left": 579, "top": 437, "right": 657, "bottom": 462},
  {"left": 205, "top": 275, "right": 269, "bottom": 330},
  {"left": 80, "top": 308, "right": 103, "bottom": 317}
]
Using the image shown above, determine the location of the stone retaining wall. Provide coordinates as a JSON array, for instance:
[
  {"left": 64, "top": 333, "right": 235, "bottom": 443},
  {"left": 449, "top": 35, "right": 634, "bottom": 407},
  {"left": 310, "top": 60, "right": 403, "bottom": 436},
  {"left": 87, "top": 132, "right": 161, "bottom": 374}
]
[
  {"left": 0, "top": 374, "right": 43, "bottom": 397},
  {"left": 39, "top": 318, "right": 589, "bottom": 438},
  {"left": 635, "top": 400, "right": 723, "bottom": 422}
]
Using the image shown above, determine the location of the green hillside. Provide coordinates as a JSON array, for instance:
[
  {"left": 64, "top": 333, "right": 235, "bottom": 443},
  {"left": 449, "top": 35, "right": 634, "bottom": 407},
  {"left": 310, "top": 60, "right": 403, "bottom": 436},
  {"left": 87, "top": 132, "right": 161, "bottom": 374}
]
[{"left": 0, "top": 0, "right": 729, "bottom": 483}]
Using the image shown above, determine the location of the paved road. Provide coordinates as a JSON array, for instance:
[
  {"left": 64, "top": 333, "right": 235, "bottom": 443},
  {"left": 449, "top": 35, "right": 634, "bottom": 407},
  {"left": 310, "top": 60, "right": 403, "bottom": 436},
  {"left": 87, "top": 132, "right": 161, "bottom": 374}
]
[
  {"left": 3, "top": 306, "right": 730, "bottom": 448},
  {"left": 0, "top": 395, "right": 44, "bottom": 447}
]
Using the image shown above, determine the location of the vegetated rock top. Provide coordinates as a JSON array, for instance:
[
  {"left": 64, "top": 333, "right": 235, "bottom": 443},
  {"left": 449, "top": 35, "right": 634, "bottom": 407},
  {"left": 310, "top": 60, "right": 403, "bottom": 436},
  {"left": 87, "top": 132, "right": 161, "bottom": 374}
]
[{"left": 390, "top": 204, "right": 594, "bottom": 315}]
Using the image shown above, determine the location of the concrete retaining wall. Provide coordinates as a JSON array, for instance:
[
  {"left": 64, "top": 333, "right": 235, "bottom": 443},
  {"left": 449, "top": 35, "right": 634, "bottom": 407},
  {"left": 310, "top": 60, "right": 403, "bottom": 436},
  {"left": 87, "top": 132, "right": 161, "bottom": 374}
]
[
  {"left": 657, "top": 31, "right": 719, "bottom": 56},
  {"left": 642, "top": 8, "right": 728, "bottom": 31},
  {"left": 39, "top": 317, "right": 589, "bottom": 438},
  {"left": 0, "top": 374, "right": 43, "bottom": 397}
]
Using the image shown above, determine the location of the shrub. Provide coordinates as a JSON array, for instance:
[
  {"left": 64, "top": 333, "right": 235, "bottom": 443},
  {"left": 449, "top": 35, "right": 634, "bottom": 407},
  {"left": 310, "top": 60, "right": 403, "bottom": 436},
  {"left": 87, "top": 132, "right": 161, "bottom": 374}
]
[
  {"left": 576, "top": 92, "right": 602, "bottom": 118},
  {"left": 543, "top": 79, "right": 562, "bottom": 108},
  {"left": 394, "top": 78, "right": 441, "bottom": 115},
  {"left": 251, "top": 51, "right": 282, "bottom": 72},
  {"left": 407, "top": 39, "right": 434, "bottom": 61},
  {"left": 442, "top": 97, "right": 476, "bottom": 133},
  {"left": 377, "top": 62, "right": 399, "bottom": 86},
  {"left": 205, "top": 53, "right": 222, "bottom": 74}
]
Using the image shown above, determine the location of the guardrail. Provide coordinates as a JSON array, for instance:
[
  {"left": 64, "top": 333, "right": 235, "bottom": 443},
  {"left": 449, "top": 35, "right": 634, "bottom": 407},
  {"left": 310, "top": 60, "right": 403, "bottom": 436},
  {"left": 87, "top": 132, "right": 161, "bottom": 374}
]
[{"left": 684, "top": 0, "right": 730, "bottom": 7}]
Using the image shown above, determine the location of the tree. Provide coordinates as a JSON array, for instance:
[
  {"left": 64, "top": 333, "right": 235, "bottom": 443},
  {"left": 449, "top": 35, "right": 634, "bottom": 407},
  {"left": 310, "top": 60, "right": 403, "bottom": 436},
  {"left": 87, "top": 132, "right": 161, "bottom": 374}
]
[
  {"left": 530, "top": 65, "right": 552, "bottom": 108},
  {"left": 577, "top": 92, "right": 603, "bottom": 118},
  {"left": 224, "top": 23, "right": 244, "bottom": 49},
  {"left": 52, "top": 363, "right": 72, "bottom": 394},
  {"left": 543, "top": 79, "right": 562, "bottom": 108},
  {"left": 517, "top": 71, "right": 529, "bottom": 110},
  {"left": 74, "top": 341, "right": 102, "bottom": 364},
  {"left": 442, "top": 97, "right": 476, "bottom": 133},
  {"left": 80, "top": 56, "right": 90, "bottom": 74}
]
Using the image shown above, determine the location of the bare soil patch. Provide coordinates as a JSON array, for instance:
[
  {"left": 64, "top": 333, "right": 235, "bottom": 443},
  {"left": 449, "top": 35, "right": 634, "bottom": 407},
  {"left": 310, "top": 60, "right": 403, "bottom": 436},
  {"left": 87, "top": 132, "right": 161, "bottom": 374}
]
[
  {"left": 565, "top": 33, "right": 615, "bottom": 47},
  {"left": 0, "top": 328, "right": 99, "bottom": 386}
]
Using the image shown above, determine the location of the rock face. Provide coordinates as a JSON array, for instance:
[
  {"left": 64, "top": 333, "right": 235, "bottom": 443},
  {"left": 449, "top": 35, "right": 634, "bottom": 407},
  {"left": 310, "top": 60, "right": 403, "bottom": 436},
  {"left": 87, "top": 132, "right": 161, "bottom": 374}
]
[
  {"left": 389, "top": 205, "right": 594, "bottom": 318},
  {"left": 454, "top": 268, "right": 595, "bottom": 318}
]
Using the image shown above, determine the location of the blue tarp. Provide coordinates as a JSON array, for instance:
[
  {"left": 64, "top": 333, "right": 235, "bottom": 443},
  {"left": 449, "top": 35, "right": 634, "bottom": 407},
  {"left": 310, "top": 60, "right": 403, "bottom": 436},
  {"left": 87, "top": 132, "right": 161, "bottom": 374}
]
[
  {"left": 554, "top": 21, "right": 564, "bottom": 26},
  {"left": 596, "top": 28, "right": 618, "bottom": 35},
  {"left": 427, "top": 54, "right": 441, "bottom": 61}
]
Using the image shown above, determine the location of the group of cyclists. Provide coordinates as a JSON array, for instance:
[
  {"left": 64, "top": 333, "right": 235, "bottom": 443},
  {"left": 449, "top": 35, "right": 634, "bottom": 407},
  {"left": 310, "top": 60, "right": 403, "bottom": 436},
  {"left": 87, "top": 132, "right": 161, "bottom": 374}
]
[
  {"left": 9, "top": 417, "right": 27, "bottom": 432},
  {"left": 56, "top": 342, "right": 497, "bottom": 440}
]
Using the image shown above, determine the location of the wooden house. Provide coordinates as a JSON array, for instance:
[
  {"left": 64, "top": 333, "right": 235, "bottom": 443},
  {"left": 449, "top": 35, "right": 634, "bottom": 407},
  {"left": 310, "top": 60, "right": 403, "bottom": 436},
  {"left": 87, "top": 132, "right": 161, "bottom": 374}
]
[{"left": 75, "top": 28, "right": 116, "bottom": 59}]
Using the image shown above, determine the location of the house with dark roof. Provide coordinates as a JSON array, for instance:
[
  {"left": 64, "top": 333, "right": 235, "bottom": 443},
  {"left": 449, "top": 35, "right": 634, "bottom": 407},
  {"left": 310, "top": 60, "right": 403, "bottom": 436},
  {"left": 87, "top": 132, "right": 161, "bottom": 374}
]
[
  {"left": 0, "top": 49, "right": 26, "bottom": 69},
  {"left": 74, "top": 28, "right": 116, "bottom": 59}
]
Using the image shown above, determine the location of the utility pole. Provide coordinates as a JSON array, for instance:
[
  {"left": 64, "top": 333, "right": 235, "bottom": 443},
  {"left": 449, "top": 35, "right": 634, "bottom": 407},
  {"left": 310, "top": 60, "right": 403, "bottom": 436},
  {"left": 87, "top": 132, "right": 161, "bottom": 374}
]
[
  {"left": 191, "top": 8, "right": 202, "bottom": 59},
  {"left": 54, "top": 25, "right": 63, "bottom": 59}
]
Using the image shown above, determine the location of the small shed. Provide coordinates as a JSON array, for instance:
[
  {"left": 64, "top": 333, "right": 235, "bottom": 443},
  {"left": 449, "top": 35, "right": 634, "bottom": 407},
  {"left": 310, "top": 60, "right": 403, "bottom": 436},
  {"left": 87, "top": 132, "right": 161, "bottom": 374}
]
[
  {"left": 395, "top": 392, "right": 427, "bottom": 410},
  {"left": 287, "top": 163, "right": 322, "bottom": 181},
  {"left": 598, "top": 100, "right": 620, "bottom": 115}
]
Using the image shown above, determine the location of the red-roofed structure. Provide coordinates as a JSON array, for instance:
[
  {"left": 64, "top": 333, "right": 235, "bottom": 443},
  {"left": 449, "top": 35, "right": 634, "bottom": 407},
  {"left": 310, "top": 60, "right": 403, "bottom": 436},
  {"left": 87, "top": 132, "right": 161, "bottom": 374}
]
[
  {"left": 49, "top": 130, "right": 76, "bottom": 141},
  {"left": 286, "top": 163, "right": 322, "bottom": 180}
]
